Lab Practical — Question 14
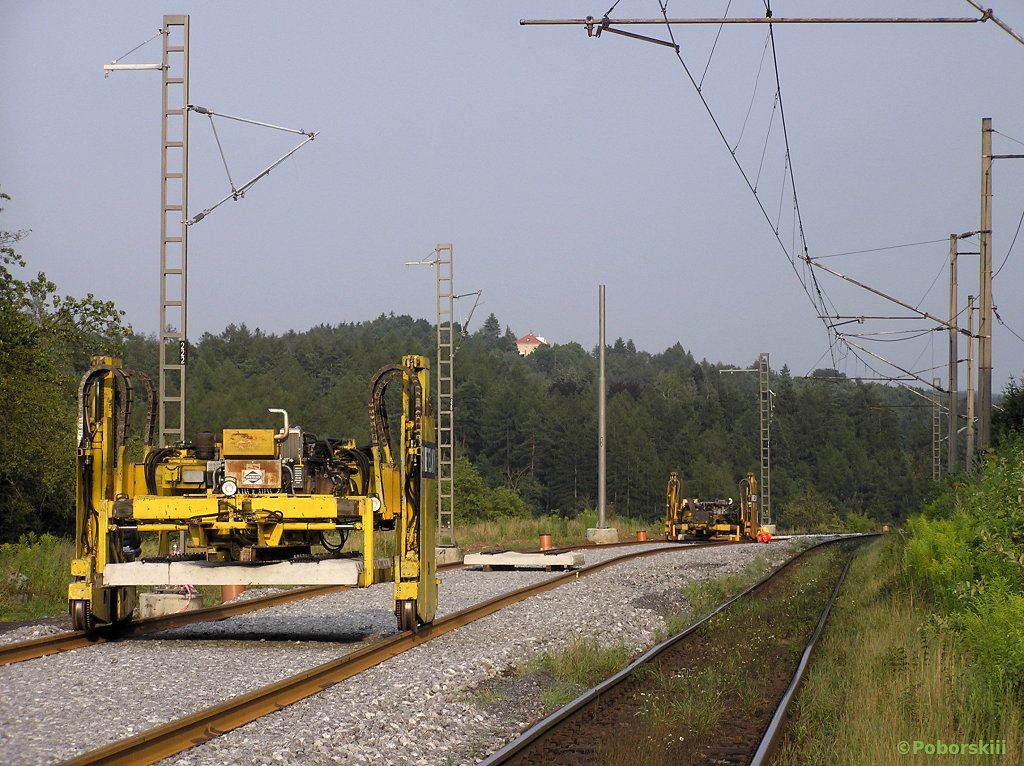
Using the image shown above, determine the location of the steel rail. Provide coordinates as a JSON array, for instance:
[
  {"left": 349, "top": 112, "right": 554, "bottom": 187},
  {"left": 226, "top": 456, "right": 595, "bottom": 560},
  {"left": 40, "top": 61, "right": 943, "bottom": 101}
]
[
  {"left": 749, "top": 548, "right": 856, "bottom": 765},
  {"left": 0, "top": 540, "right": 665, "bottom": 667},
  {"left": 58, "top": 541, "right": 732, "bottom": 766},
  {"left": 480, "top": 534, "right": 876, "bottom": 765},
  {"left": 0, "top": 583, "right": 347, "bottom": 667}
]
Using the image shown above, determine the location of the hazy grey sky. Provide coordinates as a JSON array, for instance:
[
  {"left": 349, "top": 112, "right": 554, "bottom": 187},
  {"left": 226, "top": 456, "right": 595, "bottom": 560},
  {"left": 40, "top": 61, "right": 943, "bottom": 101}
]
[{"left": 2, "top": 1, "right": 1022, "bottom": 387}]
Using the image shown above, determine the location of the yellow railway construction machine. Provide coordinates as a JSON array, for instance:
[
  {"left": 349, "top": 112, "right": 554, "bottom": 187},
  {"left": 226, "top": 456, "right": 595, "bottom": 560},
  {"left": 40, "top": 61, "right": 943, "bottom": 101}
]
[
  {"left": 69, "top": 354, "right": 438, "bottom": 635},
  {"left": 663, "top": 471, "right": 761, "bottom": 541}
]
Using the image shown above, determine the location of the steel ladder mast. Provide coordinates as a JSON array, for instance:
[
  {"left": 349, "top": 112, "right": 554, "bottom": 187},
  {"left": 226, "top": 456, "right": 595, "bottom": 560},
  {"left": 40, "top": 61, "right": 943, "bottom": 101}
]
[
  {"left": 932, "top": 377, "right": 943, "bottom": 480},
  {"left": 758, "top": 353, "right": 772, "bottom": 527},
  {"left": 159, "top": 16, "right": 189, "bottom": 447},
  {"left": 108, "top": 15, "right": 317, "bottom": 448},
  {"left": 434, "top": 244, "right": 456, "bottom": 547}
]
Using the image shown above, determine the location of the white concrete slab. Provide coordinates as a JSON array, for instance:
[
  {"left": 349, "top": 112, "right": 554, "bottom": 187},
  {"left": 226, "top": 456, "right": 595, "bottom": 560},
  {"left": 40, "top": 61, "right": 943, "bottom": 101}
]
[
  {"left": 103, "top": 558, "right": 367, "bottom": 586},
  {"left": 138, "top": 592, "right": 203, "bottom": 619},
  {"left": 586, "top": 527, "right": 619, "bottom": 544},
  {"left": 463, "top": 551, "right": 584, "bottom": 570},
  {"left": 435, "top": 546, "right": 465, "bottom": 566}
]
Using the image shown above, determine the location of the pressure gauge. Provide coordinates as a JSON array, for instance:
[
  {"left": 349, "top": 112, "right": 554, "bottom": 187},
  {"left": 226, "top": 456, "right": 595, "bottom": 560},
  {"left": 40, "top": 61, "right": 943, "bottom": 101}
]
[
  {"left": 370, "top": 496, "right": 382, "bottom": 513},
  {"left": 221, "top": 478, "right": 238, "bottom": 497}
]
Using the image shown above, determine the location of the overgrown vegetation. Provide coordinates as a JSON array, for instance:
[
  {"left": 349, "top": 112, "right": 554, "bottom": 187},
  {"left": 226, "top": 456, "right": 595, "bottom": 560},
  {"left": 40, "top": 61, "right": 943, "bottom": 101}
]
[
  {"left": 906, "top": 432, "right": 1024, "bottom": 698},
  {"left": 774, "top": 537, "right": 1022, "bottom": 766},
  {"left": 666, "top": 552, "right": 775, "bottom": 627},
  {"left": 595, "top": 546, "right": 845, "bottom": 765},
  {"left": 456, "top": 511, "right": 648, "bottom": 551},
  {"left": 776, "top": 422, "right": 1024, "bottom": 764},
  {"left": 0, "top": 534, "right": 75, "bottom": 621}
]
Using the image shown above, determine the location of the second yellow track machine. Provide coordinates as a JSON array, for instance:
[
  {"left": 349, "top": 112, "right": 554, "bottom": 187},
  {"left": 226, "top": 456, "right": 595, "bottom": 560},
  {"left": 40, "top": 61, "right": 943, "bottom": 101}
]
[
  {"left": 664, "top": 471, "right": 761, "bottom": 541},
  {"left": 69, "top": 354, "right": 437, "bottom": 635}
]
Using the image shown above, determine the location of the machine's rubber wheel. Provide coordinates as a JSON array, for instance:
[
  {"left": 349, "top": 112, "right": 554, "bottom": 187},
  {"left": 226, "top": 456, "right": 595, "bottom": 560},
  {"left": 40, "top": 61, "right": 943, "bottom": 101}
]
[
  {"left": 70, "top": 600, "right": 95, "bottom": 634},
  {"left": 397, "top": 600, "right": 418, "bottom": 632}
]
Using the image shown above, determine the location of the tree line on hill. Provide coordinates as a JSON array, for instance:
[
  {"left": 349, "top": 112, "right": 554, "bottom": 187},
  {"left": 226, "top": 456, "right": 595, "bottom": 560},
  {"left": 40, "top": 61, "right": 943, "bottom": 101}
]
[
  {"left": 116, "top": 313, "right": 938, "bottom": 531},
  {"left": 5, "top": 190, "right": 1023, "bottom": 541}
]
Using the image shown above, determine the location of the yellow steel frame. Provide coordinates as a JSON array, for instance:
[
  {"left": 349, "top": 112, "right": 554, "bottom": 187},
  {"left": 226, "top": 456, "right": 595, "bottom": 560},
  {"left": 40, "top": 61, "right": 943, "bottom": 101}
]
[{"left": 70, "top": 355, "right": 438, "bottom": 631}]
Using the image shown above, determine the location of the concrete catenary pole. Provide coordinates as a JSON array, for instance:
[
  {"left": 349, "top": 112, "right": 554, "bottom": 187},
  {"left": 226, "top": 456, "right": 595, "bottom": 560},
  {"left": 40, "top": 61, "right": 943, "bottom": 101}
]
[
  {"left": 966, "top": 295, "right": 977, "bottom": 469},
  {"left": 597, "top": 284, "right": 607, "bottom": 529},
  {"left": 948, "top": 235, "right": 958, "bottom": 473},
  {"left": 978, "top": 118, "right": 993, "bottom": 451}
]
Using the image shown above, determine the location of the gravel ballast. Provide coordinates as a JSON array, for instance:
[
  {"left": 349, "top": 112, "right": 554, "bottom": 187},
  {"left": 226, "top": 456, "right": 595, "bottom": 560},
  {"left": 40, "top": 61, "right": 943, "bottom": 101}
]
[
  {"left": 0, "top": 539, "right": 821, "bottom": 765},
  {"left": 161, "top": 540, "right": 813, "bottom": 766}
]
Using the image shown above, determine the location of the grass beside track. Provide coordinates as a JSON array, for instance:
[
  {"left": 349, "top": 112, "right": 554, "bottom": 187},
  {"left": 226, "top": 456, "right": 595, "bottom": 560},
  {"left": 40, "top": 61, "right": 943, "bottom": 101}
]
[
  {"left": 457, "top": 513, "right": 649, "bottom": 551},
  {"left": 504, "top": 546, "right": 798, "bottom": 716},
  {"left": 772, "top": 537, "right": 1022, "bottom": 766},
  {"left": 0, "top": 534, "right": 74, "bottom": 621},
  {"left": 594, "top": 545, "right": 846, "bottom": 765}
]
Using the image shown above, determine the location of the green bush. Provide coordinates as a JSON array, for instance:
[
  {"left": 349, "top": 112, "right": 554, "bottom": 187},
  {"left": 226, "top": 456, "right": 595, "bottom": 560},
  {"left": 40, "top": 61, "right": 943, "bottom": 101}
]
[
  {"left": 780, "top": 490, "right": 841, "bottom": 532},
  {"left": 840, "top": 510, "right": 877, "bottom": 533},
  {"left": 957, "top": 587, "right": 1024, "bottom": 692},
  {"left": 904, "top": 433, "right": 1024, "bottom": 696},
  {"left": 0, "top": 533, "right": 74, "bottom": 620},
  {"left": 454, "top": 455, "right": 533, "bottom": 521}
]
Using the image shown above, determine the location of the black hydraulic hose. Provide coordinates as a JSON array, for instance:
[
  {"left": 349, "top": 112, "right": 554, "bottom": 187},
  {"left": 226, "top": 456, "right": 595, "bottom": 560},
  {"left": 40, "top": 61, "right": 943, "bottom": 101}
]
[
  {"left": 281, "top": 464, "right": 295, "bottom": 495},
  {"left": 124, "top": 368, "right": 157, "bottom": 447},
  {"left": 78, "top": 365, "right": 133, "bottom": 455},
  {"left": 367, "top": 364, "right": 423, "bottom": 458},
  {"left": 144, "top": 448, "right": 176, "bottom": 495},
  {"left": 341, "top": 448, "right": 371, "bottom": 495}
]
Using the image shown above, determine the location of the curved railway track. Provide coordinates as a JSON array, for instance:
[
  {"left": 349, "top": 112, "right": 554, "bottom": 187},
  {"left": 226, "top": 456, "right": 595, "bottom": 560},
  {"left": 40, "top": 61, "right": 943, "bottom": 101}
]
[
  {"left": 56, "top": 540, "right": 733, "bottom": 766},
  {"left": 481, "top": 534, "right": 875, "bottom": 766},
  {"left": 0, "top": 539, "right": 662, "bottom": 667}
]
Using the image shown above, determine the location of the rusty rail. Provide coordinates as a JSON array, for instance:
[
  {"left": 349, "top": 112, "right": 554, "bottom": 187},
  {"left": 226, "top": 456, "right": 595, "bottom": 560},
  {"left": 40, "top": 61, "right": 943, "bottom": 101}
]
[
  {"left": 481, "top": 534, "right": 876, "bottom": 765},
  {"left": 58, "top": 541, "right": 730, "bottom": 766},
  {"left": 0, "top": 539, "right": 667, "bottom": 667},
  {"left": 0, "top": 583, "right": 347, "bottom": 666}
]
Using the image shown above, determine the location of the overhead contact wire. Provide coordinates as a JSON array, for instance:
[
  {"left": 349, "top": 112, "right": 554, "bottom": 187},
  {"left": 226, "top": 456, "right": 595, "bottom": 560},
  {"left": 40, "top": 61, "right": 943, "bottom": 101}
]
[
  {"left": 993, "top": 303, "right": 1024, "bottom": 344},
  {"left": 652, "top": 0, "right": 824, "bottom": 330},
  {"left": 700, "top": 0, "right": 734, "bottom": 91},
  {"left": 993, "top": 205, "right": 1024, "bottom": 279},
  {"left": 814, "top": 237, "right": 950, "bottom": 259},
  {"left": 766, "top": 6, "right": 839, "bottom": 342},
  {"left": 753, "top": 91, "right": 779, "bottom": 190}
]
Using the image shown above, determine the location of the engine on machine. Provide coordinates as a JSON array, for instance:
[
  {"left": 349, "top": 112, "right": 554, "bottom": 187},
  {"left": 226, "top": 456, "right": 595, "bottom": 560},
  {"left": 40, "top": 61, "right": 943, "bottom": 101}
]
[{"left": 69, "top": 355, "right": 437, "bottom": 635}]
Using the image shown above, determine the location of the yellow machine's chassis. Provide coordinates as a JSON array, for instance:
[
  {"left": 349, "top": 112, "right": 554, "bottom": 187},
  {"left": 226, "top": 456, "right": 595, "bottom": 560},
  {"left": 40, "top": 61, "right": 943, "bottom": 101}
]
[
  {"left": 132, "top": 494, "right": 347, "bottom": 518},
  {"left": 667, "top": 522, "right": 743, "bottom": 542},
  {"left": 132, "top": 493, "right": 359, "bottom": 550}
]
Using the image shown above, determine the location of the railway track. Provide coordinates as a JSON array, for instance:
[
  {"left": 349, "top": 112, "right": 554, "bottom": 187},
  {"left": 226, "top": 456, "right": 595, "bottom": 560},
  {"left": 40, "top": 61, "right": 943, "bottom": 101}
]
[
  {"left": 0, "top": 583, "right": 349, "bottom": 667},
  {"left": 481, "top": 534, "right": 874, "bottom": 766},
  {"left": 57, "top": 540, "right": 731, "bottom": 766},
  {"left": 0, "top": 539, "right": 664, "bottom": 668}
]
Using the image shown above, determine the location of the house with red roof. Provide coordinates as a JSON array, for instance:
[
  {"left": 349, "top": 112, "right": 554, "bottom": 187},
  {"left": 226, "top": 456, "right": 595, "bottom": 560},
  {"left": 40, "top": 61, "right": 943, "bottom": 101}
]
[{"left": 516, "top": 332, "right": 548, "bottom": 356}]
